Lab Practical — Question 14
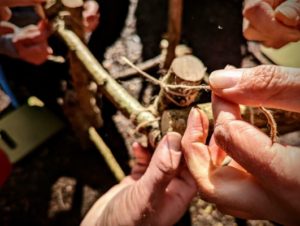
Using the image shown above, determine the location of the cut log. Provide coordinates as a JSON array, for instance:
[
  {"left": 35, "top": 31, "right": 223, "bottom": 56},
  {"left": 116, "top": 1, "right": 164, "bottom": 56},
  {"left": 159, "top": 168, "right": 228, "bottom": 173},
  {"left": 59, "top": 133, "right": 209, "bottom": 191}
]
[
  {"left": 61, "top": 0, "right": 84, "bottom": 8},
  {"left": 154, "top": 55, "right": 207, "bottom": 113}
]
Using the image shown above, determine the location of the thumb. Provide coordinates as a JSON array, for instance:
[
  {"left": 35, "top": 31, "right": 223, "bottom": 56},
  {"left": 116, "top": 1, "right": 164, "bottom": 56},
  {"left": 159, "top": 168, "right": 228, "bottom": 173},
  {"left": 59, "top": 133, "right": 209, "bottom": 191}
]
[
  {"left": 275, "top": 0, "right": 300, "bottom": 28},
  {"left": 209, "top": 65, "right": 300, "bottom": 112},
  {"left": 138, "top": 132, "right": 182, "bottom": 195}
]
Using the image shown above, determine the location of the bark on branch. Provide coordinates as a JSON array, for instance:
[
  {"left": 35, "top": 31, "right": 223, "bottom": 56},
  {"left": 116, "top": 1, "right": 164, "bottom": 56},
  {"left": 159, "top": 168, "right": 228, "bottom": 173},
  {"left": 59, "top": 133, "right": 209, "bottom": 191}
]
[
  {"left": 163, "top": 0, "right": 183, "bottom": 69},
  {"left": 55, "top": 19, "right": 161, "bottom": 146}
]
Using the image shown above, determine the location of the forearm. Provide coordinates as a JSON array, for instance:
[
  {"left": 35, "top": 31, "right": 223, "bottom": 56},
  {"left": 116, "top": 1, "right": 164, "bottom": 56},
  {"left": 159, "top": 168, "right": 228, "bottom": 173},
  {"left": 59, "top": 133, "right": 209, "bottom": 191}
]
[
  {"left": 0, "top": 35, "right": 19, "bottom": 58},
  {"left": 0, "top": 0, "right": 24, "bottom": 7},
  {"left": 0, "top": 0, "right": 44, "bottom": 7}
]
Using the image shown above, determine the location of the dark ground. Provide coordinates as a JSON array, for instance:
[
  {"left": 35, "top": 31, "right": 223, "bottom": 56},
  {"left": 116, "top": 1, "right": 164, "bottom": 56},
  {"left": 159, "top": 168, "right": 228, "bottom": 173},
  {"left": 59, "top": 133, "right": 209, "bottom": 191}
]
[{"left": 0, "top": 0, "right": 277, "bottom": 225}]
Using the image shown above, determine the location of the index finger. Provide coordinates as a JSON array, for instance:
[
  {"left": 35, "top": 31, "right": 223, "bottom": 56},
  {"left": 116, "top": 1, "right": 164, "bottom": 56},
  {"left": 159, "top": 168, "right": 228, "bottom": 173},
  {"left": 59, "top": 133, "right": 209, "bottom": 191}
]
[{"left": 209, "top": 65, "right": 300, "bottom": 113}]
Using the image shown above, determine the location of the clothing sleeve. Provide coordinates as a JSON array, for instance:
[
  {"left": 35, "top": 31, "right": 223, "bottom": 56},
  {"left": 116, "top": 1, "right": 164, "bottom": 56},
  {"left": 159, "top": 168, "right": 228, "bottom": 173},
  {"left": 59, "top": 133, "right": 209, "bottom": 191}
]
[{"left": 0, "top": 34, "right": 19, "bottom": 59}]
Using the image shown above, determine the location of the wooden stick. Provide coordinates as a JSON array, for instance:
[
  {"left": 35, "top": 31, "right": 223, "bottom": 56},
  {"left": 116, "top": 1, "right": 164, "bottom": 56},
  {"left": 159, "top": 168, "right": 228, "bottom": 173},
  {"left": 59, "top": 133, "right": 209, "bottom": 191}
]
[
  {"left": 163, "top": 0, "right": 183, "bottom": 69},
  {"left": 115, "top": 55, "right": 162, "bottom": 80},
  {"left": 55, "top": 20, "right": 161, "bottom": 146},
  {"left": 89, "top": 127, "right": 125, "bottom": 182}
]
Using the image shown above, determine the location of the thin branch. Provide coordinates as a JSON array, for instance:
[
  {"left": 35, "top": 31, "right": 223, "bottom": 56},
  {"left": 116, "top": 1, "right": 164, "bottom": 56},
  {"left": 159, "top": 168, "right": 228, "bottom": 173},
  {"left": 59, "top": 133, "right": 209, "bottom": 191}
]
[
  {"left": 115, "top": 55, "right": 162, "bottom": 80},
  {"left": 163, "top": 0, "right": 183, "bottom": 69},
  {"left": 89, "top": 127, "right": 125, "bottom": 182}
]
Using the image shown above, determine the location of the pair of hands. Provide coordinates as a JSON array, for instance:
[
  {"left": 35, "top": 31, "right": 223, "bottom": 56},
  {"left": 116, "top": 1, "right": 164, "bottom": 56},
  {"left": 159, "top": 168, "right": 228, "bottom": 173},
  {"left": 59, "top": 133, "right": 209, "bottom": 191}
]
[
  {"left": 82, "top": 134, "right": 197, "bottom": 226},
  {"left": 82, "top": 65, "right": 300, "bottom": 226},
  {"left": 0, "top": 0, "right": 99, "bottom": 65},
  {"left": 243, "top": 0, "right": 300, "bottom": 48},
  {"left": 81, "top": 0, "right": 300, "bottom": 225},
  {"left": 182, "top": 66, "right": 300, "bottom": 225}
]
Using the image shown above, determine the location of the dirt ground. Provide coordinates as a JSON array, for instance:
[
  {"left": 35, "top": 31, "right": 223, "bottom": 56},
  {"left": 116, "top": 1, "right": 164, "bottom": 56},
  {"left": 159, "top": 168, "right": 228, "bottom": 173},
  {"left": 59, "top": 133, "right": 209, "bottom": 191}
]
[{"left": 0, "top": 0, "right": 281, "bottom": 225}]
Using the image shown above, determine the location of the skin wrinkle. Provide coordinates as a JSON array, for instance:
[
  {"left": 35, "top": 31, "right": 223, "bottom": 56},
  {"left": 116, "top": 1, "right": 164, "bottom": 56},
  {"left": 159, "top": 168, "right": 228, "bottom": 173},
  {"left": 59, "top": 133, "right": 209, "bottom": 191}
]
[
  {"left": 269, "top": 144, "right": 300, "bottom": 188},
  {"left": 240, "top": 66, "right": 286, "bottom": 104},
  {"left": 213, "top": 120, "right": 283, "bottom": 185},
  {"left": 129, "top": 184, "right": 151, "bottom": 226}
]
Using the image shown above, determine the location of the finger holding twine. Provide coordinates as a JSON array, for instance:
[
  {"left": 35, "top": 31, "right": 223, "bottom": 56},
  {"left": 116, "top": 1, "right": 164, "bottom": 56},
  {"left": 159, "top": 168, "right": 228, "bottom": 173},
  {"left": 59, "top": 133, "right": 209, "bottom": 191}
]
[{"left": 122, "top": 56, "right": 278, "bottom": 144}]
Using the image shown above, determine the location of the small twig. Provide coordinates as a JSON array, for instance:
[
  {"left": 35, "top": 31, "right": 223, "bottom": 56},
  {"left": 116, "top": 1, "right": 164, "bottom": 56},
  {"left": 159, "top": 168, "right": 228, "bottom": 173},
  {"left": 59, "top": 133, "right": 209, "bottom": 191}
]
[
  {"left": 89, "top": 127, "right": 125, "bottom": 182},
  {"left": 122, "top": 57, "right": 161, "bottom": 85},
  {"left": 122, "top": 57, "right": 211, "bottom": 92},
  {"left": 115, "top": 55, "right": 162, "bottom": 80},
  {"left": 259, "top": 106, "right": 278, "bottom": 143},
  {"left": 47, "top": 55, "right": 66, "bottom": 63}
]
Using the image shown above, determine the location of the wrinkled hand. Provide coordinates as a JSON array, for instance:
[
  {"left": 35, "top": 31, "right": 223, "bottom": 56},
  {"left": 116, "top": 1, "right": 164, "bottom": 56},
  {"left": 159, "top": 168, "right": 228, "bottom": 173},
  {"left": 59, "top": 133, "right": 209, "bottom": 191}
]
[
  {"left": 182, "top": 65, "right": 300, "bottom": 225},
  {"left": 12, "top": 23, "right": 52, "bottom": 65},
  {"left": 83, "top": 0, "right": 100, "bottom": 33},
  {"left": 243, "top": 0, "right": 300, "bottom": 48},
  {"left": 82, "top": 133, "right": 197, "bottom": 226}
]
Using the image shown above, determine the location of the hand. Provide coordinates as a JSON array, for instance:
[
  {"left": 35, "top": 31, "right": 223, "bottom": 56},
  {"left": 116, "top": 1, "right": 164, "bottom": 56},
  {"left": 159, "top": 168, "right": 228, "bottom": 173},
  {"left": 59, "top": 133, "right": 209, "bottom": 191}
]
[
  {"left": 0, "top": 7, "right": 11, "bottom": 21},
  {"left": 12, "top": 24, "right": 52, "bottom": 65},
  {"left": 0, "top": 0, "right": 45, "bottom": 7},
  {"left": 181, "top": 65, "right": 300, "bottom": 225},
  {"left": 243, "top": 0, "right": 300, "bottom": 48},
  {"left": 81, "top": 133, "right": 197, "bottom": 226},
  {"left": 83, "top": 0, "right": 100, "bottom": 33},
  {"left": 0, "top": 21, "right": 16, "bottom": 35}
]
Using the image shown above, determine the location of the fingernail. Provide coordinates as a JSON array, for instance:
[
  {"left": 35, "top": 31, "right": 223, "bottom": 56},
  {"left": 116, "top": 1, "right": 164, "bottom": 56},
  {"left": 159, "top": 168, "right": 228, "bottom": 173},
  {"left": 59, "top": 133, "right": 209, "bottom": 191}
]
[
  {"left": 275, "top": 4, "right": 299, "bottom": 27},
  {"left": 190, "top": 106, "right": 199, "bottom": 117},
  {"left": 276, "top": 3, "right": 299, "bottom": 19},
  {"left": 209, "top": 69, "right": 242, "bottom": 89},
  {"left": 166, "top": 133, "right": 181, "bottom": 153}
]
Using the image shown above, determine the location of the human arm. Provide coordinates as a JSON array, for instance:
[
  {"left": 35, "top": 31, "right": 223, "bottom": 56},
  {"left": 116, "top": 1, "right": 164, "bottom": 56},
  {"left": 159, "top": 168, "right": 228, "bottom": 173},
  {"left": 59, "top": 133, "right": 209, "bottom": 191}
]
[
  {"left": 0, "top": 0, "right": 45, "bottom": 7},
  {"left": 81, "top": 133, "right": 197, "bottom": 226},
  {"left": 243, "top": 0, "right": 300, "bottom": 48},
  {"left": 181, "top": 66, "right": 300, "bottom": 225}
]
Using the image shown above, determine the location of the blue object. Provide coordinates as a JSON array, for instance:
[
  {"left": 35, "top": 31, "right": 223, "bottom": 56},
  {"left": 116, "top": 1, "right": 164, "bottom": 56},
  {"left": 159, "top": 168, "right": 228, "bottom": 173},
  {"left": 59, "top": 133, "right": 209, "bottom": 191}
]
[{"left": 0, "top": 65, "right": 19, "bottom": 108}]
